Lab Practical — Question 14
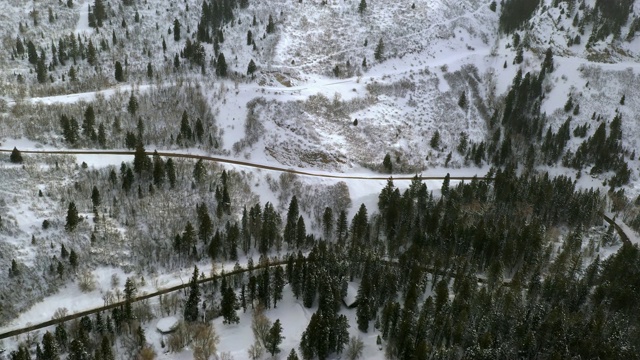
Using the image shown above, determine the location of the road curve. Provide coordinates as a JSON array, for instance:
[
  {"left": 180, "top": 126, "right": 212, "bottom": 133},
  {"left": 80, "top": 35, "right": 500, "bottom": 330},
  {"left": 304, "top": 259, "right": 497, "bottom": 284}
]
[{"left": 0, "top": 148, "right": 489, "bottom": 181}]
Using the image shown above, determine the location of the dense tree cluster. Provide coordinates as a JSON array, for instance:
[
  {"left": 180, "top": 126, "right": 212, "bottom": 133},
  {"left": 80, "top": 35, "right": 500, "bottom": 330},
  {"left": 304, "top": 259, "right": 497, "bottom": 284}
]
[{"left": 499, "top": 0, "right": 541, "bottom": 33}]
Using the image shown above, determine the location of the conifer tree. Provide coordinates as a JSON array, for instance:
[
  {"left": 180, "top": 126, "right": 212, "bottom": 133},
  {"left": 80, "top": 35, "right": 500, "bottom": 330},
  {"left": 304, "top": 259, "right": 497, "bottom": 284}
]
[
  {"left": 42, "top": 331, "right": 60, "bottom": 360},
  {"left": 83, "top": 105, "right": 97, "bottom": 140},
  {"left": 69, "top": 249, "right": 78, "bottom": 272},
  {"left": 430, "top": 130, "right": 441, "bottom": 149},
  {"left": 65, "top": 202, "right": 79, "bottom": 232},
  {"left": 216, "top": 53, "right": 227, "bottom": 77},
  {"left": 374, "top": 38, "right": 384, "bottom": 61},
  {"left": 166, "top": 158, "right": 177, "bottom": 188},
  {"left": 358, "top": 0, "right": 367, "bottom": 14},
  {"left": 55, "top": 324, "right": 68, "bottom": 350},
  {"left": 284, "top": 196, "right": 299, "bottom": 246},
  {"left": 10, "top": 147, "right": 23, "bottom": 163},
  {"left": 272, "top": 266, "right": 285, "bottom": 308},
  {"left": 382, "top": 153, "right": 392, "bottom": 173},
  {"left": 247, "top": 59, "right": 257, "bottom": 76},
  {"left": 93, "top": 0, "right": 106, "bottom": 27},
  {"left": 27, "top": 40, "right": 38, "bottom": 64},
  {"left": 87, "top": 40, "right": 97, "bottom": 65},
  {"left": 322, "top": 207, "right": 334, "bottom": 241},
  {"left": 221, "top": 286, "right": 240, "bottom": 324},
  {"left": 152, "top": 151, "right": 165, "bottom": 186},
  {"left": 91, "top": 186, "right": 101, "bottom": 211},
  {"left": 266, "top": 15, "right": 275, "bottom": 34},
  {"left": 287, "top": 349, "right": 300, "bottom": 360},
  {"left": 36, "top": 57, "right": 48, "bottom": 84},
  {"left": 193, "top": 159, "right": 206, "bottom": 185},
  {"left": 97, "top": 123, "right": 106, "bottom": 147},
  {"left": 184, "top": 266, "right": 201, "bottom": 322},
  {"left": 127, "top": 93, "right": 138, "bottom": 115},
  {"left": 114, "top": 61, "right": 124, "bottom": 81},
  {"left": 173, "top": 19, "right": 181, "bottom": 41},
  {"left": 336, "top": 210, "right": 348, "bottom": 244},
  {"left": 265, "top": 319, "right": 284, "bottom": 356},
  {"left": 123, "top": 277, "right": 137, "bottom": 321}
]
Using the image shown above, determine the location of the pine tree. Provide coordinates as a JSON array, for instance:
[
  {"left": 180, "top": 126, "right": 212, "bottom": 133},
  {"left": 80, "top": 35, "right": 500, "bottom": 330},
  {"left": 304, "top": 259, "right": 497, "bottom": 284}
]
[
  {"left": 272, "top": 266, "right": 285, "bottom": 308},
  {"left": 247, "top": 59, "right": 257, "bottom": 76},
  {"left": 197, "top": 203, "right": 213, "bottom": 243},
  {"left": 322, "top": 207, "right": 334, "bottom": 241},
  {"left": 69, "top": 66, "right": 77, "bottom": 81},
  {"left": 127, "top": 93, "right": 138, "bottom": 115},
  {"left": 173, "top": 19, "right": 181, "bottom": 41},
  {"left": 358, "top": 0, "right": 367, "bottom": 14},
  {"left": 179, "top": 111, "right": 192, "bottom": 141},
  {"left": 133, "top": 140, "right": 151, "bottom": 175},
  {"left": 266, "top": 15, "right": 275, "bottom": 34},
  {"left": 287, "top": 349, "right": 300, "bottom": 360},
  {"left": 16, "top": 36, "right": 25, "bottom": 55},
  {"left": 114, "top": 61, "right": 124, "bottom": 82},
  {"left": 543, "top": 47, "right": 554, "bottom": 72},
  {"left": 87, "top": 40, "right": 97, "bottom": 65},
  {"left": 195, "top": 118, "right": 204, "bottom": 143},
  {"left": 221, "top": 286, "right": 239, "bottom": 324},
  {"left": 166, "top": 158, "right": 177, "bottom": 188},
  {"left": 265, "top": 319, "right": 284, "bottom": 356},
  {"left": 284, "top": 196, "right": 299, "bottom": 246},
  {"left": 36, "top": 57, "right": 48, "bottom": 84},
  {"left": 430, "top": 130, "right": 441, "bottom": 149},
  {"left": 27, "top": 40, "right": 38, "bottom": 64},
  {"left": 146, "top": 62, "right": 153, "bottom": 78},
  {"left": 152, "top": 151, "right": 165, "bottom": 186},
  {"left": 374, "top": 38, "right": 384, "bottom": 61},
  {"left": 65, "top": 202, "right": 79, "bottom": 231},
  {"left": 69, "top": 249, "right": 78, "bottom": 272},
  {"left": 382, "top": 153, "right": 392, "bottom": 173},
  {"left": 193, "top": 159, "right": 206, "bottom": 184},
  {"left": 10, "top": 259, "right": 19, "bottom": 276},
  {"left": 184, "top": 266, "right": 201, "bottom": 322},
  {"left": 93, "top": 0, "right": 106, "bottom": 27},
  {"left": 123, "top": 277, "right": 137, "bottom": 321},
  {"left": 55, "top": 324, "right": 68, "bottom": 351},
  {"left": 216, "top": 53, "right": 227, "bottom": 77},
  {"left": 68, "top": 338, "right": 88, "bottom": 360},
  {"left": 41, "top": 331, "right": 60, "bottom": 360},
  {"left": 10, "top": 147, "right": 23, "bottom": 163},
  {"left": 458, "top": 91, "right": 467, "bottom": 108},
  {"left": 336, "top": 210, "right": 348, "bottom": 244},
  {"left": 97, "top": 123, "right": 106, "bottom": 147},
  {"left": 82, "top": 105, "right": 96, "bottom": 140}
]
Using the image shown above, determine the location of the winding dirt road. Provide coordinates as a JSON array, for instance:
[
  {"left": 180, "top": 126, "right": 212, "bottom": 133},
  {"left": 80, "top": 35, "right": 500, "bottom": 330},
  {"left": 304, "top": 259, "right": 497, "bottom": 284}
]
[{"left": 0, "top": 148, "right": 487, "bottom": 181}]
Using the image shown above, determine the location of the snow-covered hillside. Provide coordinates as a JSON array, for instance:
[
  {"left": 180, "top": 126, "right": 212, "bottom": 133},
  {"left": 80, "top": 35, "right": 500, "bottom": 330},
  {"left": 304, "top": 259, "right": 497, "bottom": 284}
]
[{"left": 3, "top": 0, "right": 640, "bottom": 358}]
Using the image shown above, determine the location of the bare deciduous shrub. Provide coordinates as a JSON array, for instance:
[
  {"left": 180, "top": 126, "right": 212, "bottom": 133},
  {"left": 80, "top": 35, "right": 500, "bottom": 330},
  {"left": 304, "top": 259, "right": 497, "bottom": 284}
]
[
  {"left": 191, "top": 323, "right": 220, "bottom": 360},
  {"left": 251, "top": 304, "right": 272, "bottom": 346},
  {"left": 247, "top": 341, "right": 265, "bottom": 360},
  {"left": 51, "top": 307, "right": 69, "bottom": 320},
  {"left": 137, "top": 346, "right": 157, "bottom": 360},
  {"left": 167, "top": 321, "right": 188, "bottom": 352},
  {"left": 78, "top": 270, "right": 96, "bottom": 292}
]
